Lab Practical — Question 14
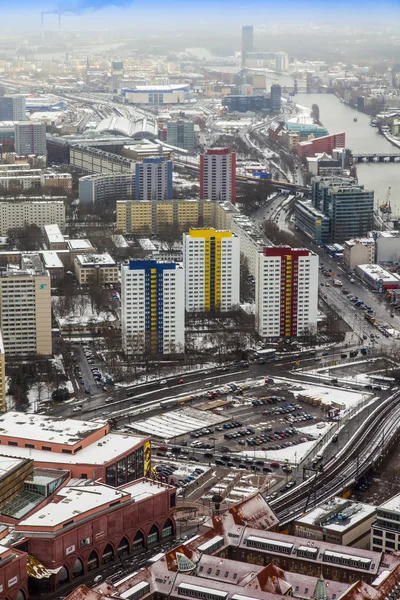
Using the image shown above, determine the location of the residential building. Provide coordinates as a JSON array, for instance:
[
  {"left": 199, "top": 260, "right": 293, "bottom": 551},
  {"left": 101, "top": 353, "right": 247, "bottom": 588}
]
[
  {"left": 242, "top": 25, "right": 254, "bottom": 66},
  {"left": 0, "top": 411, "right": 151, "bottom": 483},
  {"left": 166, "top": 120, "right": 195, "bottom": 151},
  {"left": 280, "top": 129, "right": 300, "bottom": 151},
  {"left": 372, "top": 493, "right": 400, "bottom": 552},
  {"left": 294, "top": 497, "right": 376, "bottom": 549},
  {"left": 0, "top": 95, "right": 26, "bottom": 121},
  {"left": 14, "top": 122, "right": 46, "bottom": 156},
  {"left": 69, "top": 145, "right": 135, "bottom": 174},
  {"left": 255, "top": 247, "right": 319, "bottom": 339},
  {"left": 121, "top": 260, "right": 184, "bottom": 355},
  {"left": 0, "top": 169, "right": 71, "bottom": 192},
  {"left": 200, "top": 149, "right": 236, "bottom": 205},
  {"left": 0, "top": 199, "right": 65, "bottom": 236},
  {"left": 183, "top": 228, "right": 240, "bottom": 313},
  {"left": 0, "top": 331, "right": 5, "bottom": 412},
  {"left": 119, "top": 84, "right": 189, "bottom": 105},
  {"left": 229, "top": 213, "right": 264, "bottom": 277},
  {"left": 343, "top": 238, "right": 376, "bottom": 269},
  {"left": 306, "top": 153, "right": 343, "bottom": 176},
  {"left": 79, "top": 173, "right": 136, "bottom": 208},
  {"left": 0, "top": 266, "right": 52, "bottom": 356},
  {"left": 297, "top": 132, "right": 346, "bottom": 159},
  {"left": 44, "top": 224, "right": 67, "bottom": 250},
  {"left": 73, "top": 253, "right": 119, "bottom": 286},
  {"left": 275, "top": 51, "right": 289, "bottom": 73},
  {"left": 116, "top": 199, "right": 215, "bottom": 234},
  {"left": 135, "top": 158, "right": 173, "bottom": 201}
]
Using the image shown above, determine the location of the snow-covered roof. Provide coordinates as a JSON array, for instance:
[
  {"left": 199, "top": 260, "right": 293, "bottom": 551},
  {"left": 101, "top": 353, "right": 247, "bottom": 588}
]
[
  {"left": 297, "top": 498, "right": 376, "bottom": 532},
  {"left": 0, "top": 455, "right": 27, "bottom": 478},
  {"left": 44, "top": 224, "right": 64, "bottom": 244},
  {"left": 95, "top": 115, "right": 157, "bottom": 139},
  {"left": 67, "top": 239, "right": 94, "bottom": 251},
  {"left": 41, "top": 251, "right": 64, "bottom": 269},
  {"left": 75, "top": 253, "right": 116, "bottom": 267},
  {"left": 356, "top": 264, "right": 400, "bottom": 283},
  {"left": 379, "top": 493, "right": 400, "bottom": 514}
]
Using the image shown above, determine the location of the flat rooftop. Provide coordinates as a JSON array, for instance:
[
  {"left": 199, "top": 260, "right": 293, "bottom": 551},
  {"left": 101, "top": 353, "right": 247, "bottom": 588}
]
[
  {"left": 379, "top": 494, "right": 400, "bottom": 513},
  {"left": 0, "top": 455, "right": 28, "bottom": 479},
  {"left": 44, "top": 224, "right": 64, "bottom": 244},
  {"left": 41, "top": 251, "right": 64, "bottom": 269},
  {"left": 357, "top": 264, "right": 400, "bottom": 283},
  {"left": 76, "top": 253, "right": 116, "bottom": 267},
  {"left": 297, "top": 498, "right": 376, "bottom": 532},
  {"left": 0, "top": 412, "right": 108, "bottom": 447},
  {"left": 67, "top": 239, "right": 94, "bottom": 251}
]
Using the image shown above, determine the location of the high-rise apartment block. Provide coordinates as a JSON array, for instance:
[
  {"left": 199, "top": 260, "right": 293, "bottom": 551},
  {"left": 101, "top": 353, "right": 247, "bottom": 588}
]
[
  {"left": 200, "top": 148, "right": 236, "bottom": 205},
  {"left": 183, "top": 228, "right": 240, "bottom": 313},
  {"left": 256, "top": 247, "right": 319, "bottom": 339},
  {"left": 0, "top": 95, "right": 26, "bottom": 121},
  {"left": 121, "top": 260, "right": 184, "bottom": 356},
  {"left": 241, "top": 25, "right": 254, "bottom": 66},
  {"left": 14, "top": 122, "right": 46, "bottom": 156},
  {"left": 135, "top": 158, "right": 173, "bottom": 201},
  {"left": 0, "top": 330, "right": 5, "bottom": 412},
  {"left": 166, "top": 120, "right": 195, "bottom": 152},
  {"left": 0, "top": 266, "right": 52, "bottom": 356}
]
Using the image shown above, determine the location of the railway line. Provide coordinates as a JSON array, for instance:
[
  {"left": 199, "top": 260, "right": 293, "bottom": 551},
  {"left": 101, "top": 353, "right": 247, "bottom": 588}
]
[{"left": 271, "top": 390, "right": 400, "bottom": 524}]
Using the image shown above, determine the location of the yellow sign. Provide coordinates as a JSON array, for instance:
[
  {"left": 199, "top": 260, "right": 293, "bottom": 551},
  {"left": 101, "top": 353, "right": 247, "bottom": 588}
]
[
  {"left": 316, "top": 220, "right": 321, "bottom": 226},
  {"left": 144, "top": 440, "right": 151, "bottom": 477}
]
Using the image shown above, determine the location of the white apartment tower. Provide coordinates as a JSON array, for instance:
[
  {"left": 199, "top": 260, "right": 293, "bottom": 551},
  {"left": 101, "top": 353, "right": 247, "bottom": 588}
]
[
  {"left": 256, "top": 247, "right": 319, "bottom": 339},
  {"left": 183, "top": 228, "right": 240, "bottom": 313},
  {"left": 14, "top": 122, "right": 47, "bottom": 156},
  {"left": 121, "top": 260, "right": 184, "bottom": 356},
  {"left": 0, "top": 266, "right": 52, "bottom": 356},
  {"left": 200, "top": 148, "right": 236, "bottom": 205}
]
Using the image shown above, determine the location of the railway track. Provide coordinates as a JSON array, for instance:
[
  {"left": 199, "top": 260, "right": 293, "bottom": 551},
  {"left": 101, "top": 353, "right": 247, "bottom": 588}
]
[{"left": 271, "top": 390, "right": 400, "bottom": 524}]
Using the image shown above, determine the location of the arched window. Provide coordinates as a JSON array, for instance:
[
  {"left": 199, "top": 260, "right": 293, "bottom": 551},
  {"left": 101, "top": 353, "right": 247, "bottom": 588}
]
[
  {"left": 147, "top": 524, "right": 159, "bottom": 546},
  {"left": 102, "top": 543, "right": 114, "bottom": 564},
  {"left": 87, "top": 550, "right": 99, "bottom": 571},
  {"left": 57, "top": 566, "right": 69, "bottom": 584},
  {"left": 118, "top": 537, "right": 130, "bottom": 558},
  {"left": 162, "top": 518, "right": 173, "bottom": 539},
  {"left": 16, "top": 591, "right": 26, "bottom": 600},
  {"left": 72, "top": 558, "right": 84, "bottom": 579},
  {"left": 133, "top": 530, "right": 144, "bottom": 552}
]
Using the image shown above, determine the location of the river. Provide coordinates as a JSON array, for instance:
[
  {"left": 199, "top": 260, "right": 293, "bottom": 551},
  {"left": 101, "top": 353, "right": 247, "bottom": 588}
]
[{"left": 297, "top": 93, "right": 400, "bottom": 215}]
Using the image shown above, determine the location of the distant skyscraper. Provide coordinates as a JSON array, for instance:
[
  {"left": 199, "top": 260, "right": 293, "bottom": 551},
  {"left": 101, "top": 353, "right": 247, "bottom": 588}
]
[
  {"left": 270, "top": 84, "right": 282, "bottom": 111},
  {"left": 14, "top": 122, "right": 46, "bottom": 156},
  {"left": 135, "top": 157, "right": 173, "bottom": 201},
  {"left": 0, "top": 95, "right": 26, "bottom": 121},
  {"left": 241, "top": 25, "right": 254, "bottom": 67},
  {"left": 200, "top": 148, "right": 236, "bottom": 204},
  {"left": 275, "top": 52, "right": 289, "bottom": 73}
]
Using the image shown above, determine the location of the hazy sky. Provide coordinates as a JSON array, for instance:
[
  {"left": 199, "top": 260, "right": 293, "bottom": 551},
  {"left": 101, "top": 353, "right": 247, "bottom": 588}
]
[{"left": 0, "top": 0, "right": 399, "bottom": 31}]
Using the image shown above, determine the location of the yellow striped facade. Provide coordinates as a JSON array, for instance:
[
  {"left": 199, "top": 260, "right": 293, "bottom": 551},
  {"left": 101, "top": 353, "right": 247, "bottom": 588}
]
[
  {"left": 284, "top": 256, "right": 292, "bottom": 337},
  {"left": 188, "top": 228, "right": 233, "bottom": 312},
  {"left": 150, "top": 268, "right": 157, "bottom": 352}
]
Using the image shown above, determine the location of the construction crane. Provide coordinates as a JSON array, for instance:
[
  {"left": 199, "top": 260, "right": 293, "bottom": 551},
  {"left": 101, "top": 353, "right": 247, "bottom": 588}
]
[
  {"left": 380, "top": 186, "right": 392, "bottom": 214},
  {"left": 41, "top": 9, "right": 71, "bottom": 30}
]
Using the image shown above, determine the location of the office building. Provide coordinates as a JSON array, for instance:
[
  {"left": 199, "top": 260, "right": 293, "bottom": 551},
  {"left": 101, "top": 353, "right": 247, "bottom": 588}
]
[
  {"left": 294, "top": 497, "right": 376, "bottom": 549},
  {"left": 270, "top": 84, "right": 282, "bottom": 111},
  {"left": 200, "top": 148, "right": 236, "bottom": 205},
  {"left": 312, "top": 176, "right": 374, "bottom": 242},
  {"left": 183, "top": 228, "right": 240, "bottom": 313},
  {"left": 294, "top": 200, "right": 331, "bottom": 244},
  {"left": 79, "top": 173, "right": 136, "bottom": 208},
  {"left": 256, "top": 246, "right": 319, "bottom": 339},
  {"left": 74, "top": 253, "right": 119, "bottom": 286},
  {"left": 116, "top": 199, "right": 215, "bottom": 234},
  {"left": 119, "top": 84, "right": 189, "bottom": 105},
  {"left": 223, "top": 94, "right": 280, "bottom": 113},
  {"left": 0, "top": 95, "right": 26, "bottom": 121},
  {"left": 0, "top": 199, "right": 65, "bottom": 236},
  {"left": 135, "top": 157, "right": 173, "bottom": 201},
  {"left": 121, "top": 260, "right": 184, "bottom": 355},
  {"left": 0, "top": 265, "right": 51, "bottom": 356},
  {"left": 14, "top": 122, "right": 46, "bottom": 156},
  {"left": 275, "top": 51, "right": 289, "bottom": 73},
  {"left": 166, "top": 119, "right": 195, "bottom": 151},
  {"left": 372, "top": 493, "right": 400, "bottom": 552},
  {"left": 375, "top": 231, "right": 400, "bottom": 263},
  {"left": 241, "top": 25, "right": 254, "bottom": 66}
]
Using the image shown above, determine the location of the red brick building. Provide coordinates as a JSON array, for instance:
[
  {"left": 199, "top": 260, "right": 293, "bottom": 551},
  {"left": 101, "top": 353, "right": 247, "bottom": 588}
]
[
  {"left": 14, "top": 479, "right": 176, "bottom": 595},
  {"left": 0, "top": 545, "right": 28, "bottom": 600},
  {"left": 297, "top": 132, "right": 346, "bottom": 159}
]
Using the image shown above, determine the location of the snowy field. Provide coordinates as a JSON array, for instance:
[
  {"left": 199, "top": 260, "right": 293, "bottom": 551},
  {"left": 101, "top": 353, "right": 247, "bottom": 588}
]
[{"left": 302, "top": 359, "right": 393, "bottom": 389}]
